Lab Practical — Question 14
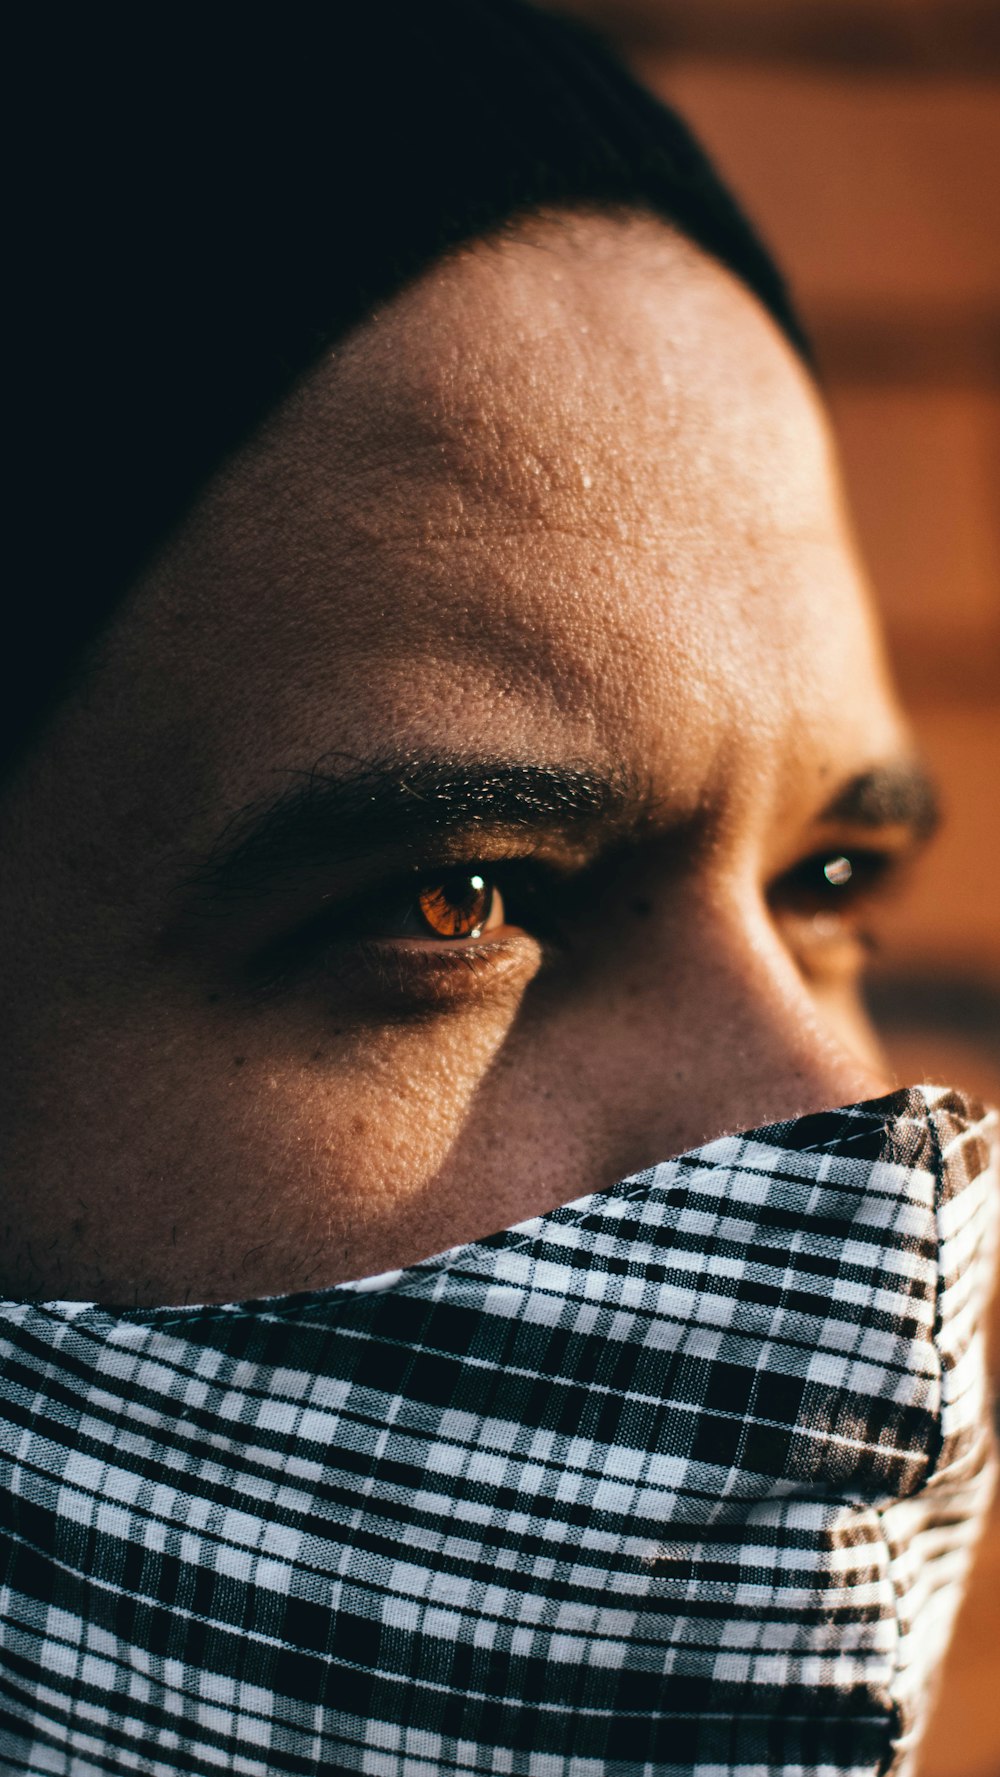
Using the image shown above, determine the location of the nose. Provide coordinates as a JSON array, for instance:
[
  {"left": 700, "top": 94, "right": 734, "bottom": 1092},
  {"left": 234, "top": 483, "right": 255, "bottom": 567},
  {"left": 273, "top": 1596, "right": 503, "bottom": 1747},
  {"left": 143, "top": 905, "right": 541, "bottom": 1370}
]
[{"left": 572, "top": 888, "right": 891, "bottom": 1176}]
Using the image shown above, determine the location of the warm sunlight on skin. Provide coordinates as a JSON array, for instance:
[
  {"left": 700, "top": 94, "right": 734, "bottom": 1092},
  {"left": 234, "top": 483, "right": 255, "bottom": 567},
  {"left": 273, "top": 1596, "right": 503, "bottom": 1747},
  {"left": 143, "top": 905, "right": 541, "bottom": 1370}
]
[{"left": 0, "top": 210, "right": 934, "bottom": 1305}]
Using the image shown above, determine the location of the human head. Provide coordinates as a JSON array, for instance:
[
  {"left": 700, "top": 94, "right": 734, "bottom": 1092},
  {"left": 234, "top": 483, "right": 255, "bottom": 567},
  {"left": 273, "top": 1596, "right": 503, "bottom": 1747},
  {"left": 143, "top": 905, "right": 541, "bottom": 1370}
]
[{"left": 1, "top": 3, "right": 936, "bottom": 1304}]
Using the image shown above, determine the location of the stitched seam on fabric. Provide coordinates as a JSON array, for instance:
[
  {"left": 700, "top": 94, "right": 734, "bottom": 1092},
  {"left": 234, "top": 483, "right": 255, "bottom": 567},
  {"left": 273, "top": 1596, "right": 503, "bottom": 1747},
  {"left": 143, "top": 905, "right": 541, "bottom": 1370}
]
[
  {"left": 140, "top": 1138, "right": 935, "bottom": 1326},
  {"left": 2, "top": 1092, "right": 959, "bottom": 1330},
  {"left": 922, "top": 1098, "right": 948, "bottom": 1487},
  {"left": 3, "top": 1141, "right": 930, "bottom": 1331},
  {"left": 160, "top": 1187, "right": 652, "bottom": 1322},
  {"left": 34, "top": 1167, "right": 682, "bottom": 1328}
]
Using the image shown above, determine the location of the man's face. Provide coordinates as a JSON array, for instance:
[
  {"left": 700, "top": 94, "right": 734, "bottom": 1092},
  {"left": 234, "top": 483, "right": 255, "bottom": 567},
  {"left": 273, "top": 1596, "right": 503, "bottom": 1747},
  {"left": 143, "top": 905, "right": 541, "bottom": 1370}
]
[{"left": 0, "top": 212, "right": 934, "bottom": 1305}]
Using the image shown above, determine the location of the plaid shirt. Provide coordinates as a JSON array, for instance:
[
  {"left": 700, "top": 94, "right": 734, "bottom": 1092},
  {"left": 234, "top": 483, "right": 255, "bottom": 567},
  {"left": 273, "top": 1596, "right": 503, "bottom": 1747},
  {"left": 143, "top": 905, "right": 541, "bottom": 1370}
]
[{"left": 0, "top": 1085, "right": 996, "bottom": 1777}]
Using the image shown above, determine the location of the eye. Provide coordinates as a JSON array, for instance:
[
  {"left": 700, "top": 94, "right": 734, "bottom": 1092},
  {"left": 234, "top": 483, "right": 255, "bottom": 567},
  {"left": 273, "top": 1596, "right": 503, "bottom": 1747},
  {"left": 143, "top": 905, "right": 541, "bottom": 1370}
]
[
  {"left": 410, "top": 871, "right": 505, "bottom": 941},
  {"left": 770, "top": 846, "right": 905, "bottom": 983},
  {"left": 777, "top": 848, "right": 893, "bottom": 915}
]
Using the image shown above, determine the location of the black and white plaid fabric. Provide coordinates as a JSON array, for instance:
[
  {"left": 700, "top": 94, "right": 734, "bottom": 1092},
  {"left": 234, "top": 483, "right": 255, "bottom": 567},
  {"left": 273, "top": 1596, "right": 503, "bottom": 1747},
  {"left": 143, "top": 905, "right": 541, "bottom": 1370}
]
[{"left": 0, "top": 1084, "right": 996, "bottom": 1777}]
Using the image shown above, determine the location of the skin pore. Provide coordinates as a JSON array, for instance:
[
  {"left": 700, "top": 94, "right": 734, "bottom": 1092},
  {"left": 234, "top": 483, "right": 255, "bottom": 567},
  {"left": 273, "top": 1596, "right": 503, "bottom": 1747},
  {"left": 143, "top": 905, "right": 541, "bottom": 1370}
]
[{"left": 0, "top": 210, "right": 936, "bottom": 1306}]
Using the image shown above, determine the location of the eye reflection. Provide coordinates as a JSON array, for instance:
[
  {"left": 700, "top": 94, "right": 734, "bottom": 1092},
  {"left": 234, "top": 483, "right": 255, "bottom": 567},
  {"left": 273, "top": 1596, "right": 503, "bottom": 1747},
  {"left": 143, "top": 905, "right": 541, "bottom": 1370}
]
[
  {"left": 416, "top": 872, "right": 503, "bottom": 940},
  {"left": 770, "top": 846, "right": 901, "bottom": 963},
  {"left": 823, "top": 855, "right": 853, "bottom": 887}
]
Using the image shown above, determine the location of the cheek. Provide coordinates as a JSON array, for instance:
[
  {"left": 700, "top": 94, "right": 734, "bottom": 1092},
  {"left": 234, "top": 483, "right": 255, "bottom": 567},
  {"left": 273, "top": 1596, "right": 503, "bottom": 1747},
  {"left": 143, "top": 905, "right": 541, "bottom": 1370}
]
[
  {"left": 0, "top": 988, "right": 529, "bottom": 1304},
  {"left": 241, "top": 1017, "right": 505, "bottom": 1211},
  {"left": 178, "top": 1000, "right": 536, "bottom": 1290}
]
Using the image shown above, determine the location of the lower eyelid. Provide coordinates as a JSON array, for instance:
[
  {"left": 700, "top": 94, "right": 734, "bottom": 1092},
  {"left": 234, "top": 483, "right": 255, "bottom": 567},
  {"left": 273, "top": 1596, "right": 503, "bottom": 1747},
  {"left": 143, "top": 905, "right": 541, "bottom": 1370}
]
[
  {"left": 358, "top": 930, "right": 539, "bottom": 967},
  {"left": 342, "top": 933, "right": 544, "bottom": 1009}
]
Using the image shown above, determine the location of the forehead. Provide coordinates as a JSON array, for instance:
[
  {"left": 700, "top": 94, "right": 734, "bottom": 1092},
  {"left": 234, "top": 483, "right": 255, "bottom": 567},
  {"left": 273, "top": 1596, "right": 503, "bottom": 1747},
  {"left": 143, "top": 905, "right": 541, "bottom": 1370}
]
[{"left": 97, "top": 210, "right": 903, "bottom": 836}]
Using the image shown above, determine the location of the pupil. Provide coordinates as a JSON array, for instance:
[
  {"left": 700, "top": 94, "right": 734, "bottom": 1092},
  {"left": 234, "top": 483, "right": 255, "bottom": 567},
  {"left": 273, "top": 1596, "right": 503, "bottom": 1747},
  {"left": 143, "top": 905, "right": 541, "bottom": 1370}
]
[{"left": 417, "top": 873, "right": 492, "bottom": 939}]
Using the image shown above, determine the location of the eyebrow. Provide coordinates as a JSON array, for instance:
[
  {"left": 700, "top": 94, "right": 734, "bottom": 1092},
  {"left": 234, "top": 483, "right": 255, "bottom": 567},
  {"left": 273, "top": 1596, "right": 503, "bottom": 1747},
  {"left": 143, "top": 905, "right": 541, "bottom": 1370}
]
[
  {"left": 186, "top": 751, "right": 941, "bottom": 911},
  {"left": 818, "top": 762, "right": 940, "bottom": 841},
  {"left": 189, "top": 755, "right": 639, "bottom": 902}
]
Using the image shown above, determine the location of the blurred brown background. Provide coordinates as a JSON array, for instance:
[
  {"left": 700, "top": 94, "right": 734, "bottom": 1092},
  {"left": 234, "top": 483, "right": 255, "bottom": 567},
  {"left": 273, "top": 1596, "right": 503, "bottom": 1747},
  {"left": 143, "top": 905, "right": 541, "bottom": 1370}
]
[{"left": 544, "top": 5, "right": 1000, "bottom": 1773}]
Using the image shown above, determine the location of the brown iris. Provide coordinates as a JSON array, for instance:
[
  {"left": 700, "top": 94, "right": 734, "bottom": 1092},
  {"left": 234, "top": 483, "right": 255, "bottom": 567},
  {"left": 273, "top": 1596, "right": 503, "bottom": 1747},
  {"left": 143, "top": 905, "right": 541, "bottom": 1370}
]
[{"left": 416, "top": 873, "right": 495, "bottom": 939}]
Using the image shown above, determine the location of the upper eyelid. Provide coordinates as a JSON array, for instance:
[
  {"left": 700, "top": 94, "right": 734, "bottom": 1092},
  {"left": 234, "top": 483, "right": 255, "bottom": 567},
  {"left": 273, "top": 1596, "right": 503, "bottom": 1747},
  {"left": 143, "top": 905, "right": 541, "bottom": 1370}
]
[{"left": 253, "top": 855, "right": 558, "bottom": 952}]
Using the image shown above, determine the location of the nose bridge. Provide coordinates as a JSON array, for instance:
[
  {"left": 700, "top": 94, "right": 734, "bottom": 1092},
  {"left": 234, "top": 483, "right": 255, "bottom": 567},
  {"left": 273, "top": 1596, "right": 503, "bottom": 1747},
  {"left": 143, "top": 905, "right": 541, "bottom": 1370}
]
[
  {"left": 575, "top": 885, "right": 889, "bottom": 1168},
  {"left": 705, "top": 896, "right": 888, "bottom": 1114}
]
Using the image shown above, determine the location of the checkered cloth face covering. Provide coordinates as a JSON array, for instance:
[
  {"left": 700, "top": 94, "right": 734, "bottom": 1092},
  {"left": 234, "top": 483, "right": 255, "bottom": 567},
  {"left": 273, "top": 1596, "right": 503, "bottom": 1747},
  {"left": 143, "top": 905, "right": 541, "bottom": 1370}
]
[{"left": 0, "top": 1085, "right": 996, "bottom": 1777}]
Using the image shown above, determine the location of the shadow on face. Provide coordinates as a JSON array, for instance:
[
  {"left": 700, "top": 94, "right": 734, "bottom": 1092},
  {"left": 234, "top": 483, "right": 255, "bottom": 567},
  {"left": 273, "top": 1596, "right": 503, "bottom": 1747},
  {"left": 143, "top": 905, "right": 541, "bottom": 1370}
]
[{"left": 0, "top": 209, "right": 934, "bottom": 1304}]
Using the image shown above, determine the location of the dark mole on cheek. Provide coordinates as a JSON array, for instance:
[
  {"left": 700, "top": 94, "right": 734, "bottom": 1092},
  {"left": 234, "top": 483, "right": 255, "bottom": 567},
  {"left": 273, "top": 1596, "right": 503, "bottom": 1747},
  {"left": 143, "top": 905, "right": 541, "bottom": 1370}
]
[
  {"left": 233, "top": 1056, "right": 246, "bottom": 1067},
  {"left": 631, "top": 898, "right": 652, "bottom": 917}
]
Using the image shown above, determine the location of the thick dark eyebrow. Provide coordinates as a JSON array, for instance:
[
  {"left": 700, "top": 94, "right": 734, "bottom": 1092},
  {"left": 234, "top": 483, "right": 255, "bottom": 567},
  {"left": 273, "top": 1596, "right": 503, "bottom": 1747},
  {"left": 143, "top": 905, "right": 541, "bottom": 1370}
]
[
  {"left": 186, "top": 754, "right": 939, "bottom": 913},
  {"left": 818, "top": 761, "right": 941, "bottom": 843},
  {"left": 189, "top": 755, "right": 640, "bottom": 902}
]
